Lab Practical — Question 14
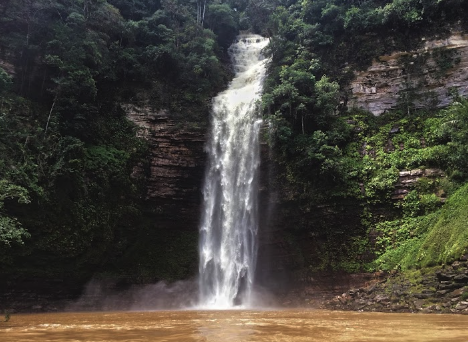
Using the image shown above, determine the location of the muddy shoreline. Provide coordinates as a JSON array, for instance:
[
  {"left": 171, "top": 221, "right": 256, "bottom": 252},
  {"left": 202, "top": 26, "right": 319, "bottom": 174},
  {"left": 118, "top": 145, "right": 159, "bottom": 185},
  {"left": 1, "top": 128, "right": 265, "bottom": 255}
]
[{"left": 2, "top": 258, "right": 468, "bottom": 315}]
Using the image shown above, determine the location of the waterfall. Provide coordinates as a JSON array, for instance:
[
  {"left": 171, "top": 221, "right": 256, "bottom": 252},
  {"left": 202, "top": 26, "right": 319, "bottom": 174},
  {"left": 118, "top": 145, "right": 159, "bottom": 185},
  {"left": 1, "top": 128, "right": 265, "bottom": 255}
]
[{"left": 198, "top": 34, "right": 269, "bottom": 309}]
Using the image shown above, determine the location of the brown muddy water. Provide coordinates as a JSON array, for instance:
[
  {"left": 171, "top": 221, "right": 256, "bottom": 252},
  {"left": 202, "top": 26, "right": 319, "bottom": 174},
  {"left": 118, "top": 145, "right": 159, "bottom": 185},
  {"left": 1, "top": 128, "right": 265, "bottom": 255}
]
[{"left": 1, "top": 309, "right": 468, "bottom": 341}]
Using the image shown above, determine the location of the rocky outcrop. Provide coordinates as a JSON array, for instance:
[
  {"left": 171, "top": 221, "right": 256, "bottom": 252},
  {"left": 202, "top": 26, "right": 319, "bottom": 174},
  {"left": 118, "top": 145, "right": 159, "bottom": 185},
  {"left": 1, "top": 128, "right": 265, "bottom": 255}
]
[
  {"left": 125, "top": 104, "right": 207, "bottom": 231},
  {"left": 349, "top": 32, "right": 468, "bottom": 115},
  {"left": 322, "top": 257, "right": 468, "bottom": 314},
  {"left": 279, "top": 272, "right": 385, "bottom": 307},
  {"left": 392, "top": 168, "right": 445, "bottom": 200}
]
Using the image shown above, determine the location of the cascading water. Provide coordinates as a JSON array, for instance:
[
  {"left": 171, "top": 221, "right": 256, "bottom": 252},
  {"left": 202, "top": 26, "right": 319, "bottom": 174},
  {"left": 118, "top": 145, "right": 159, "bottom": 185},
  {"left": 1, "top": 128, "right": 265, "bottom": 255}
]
[{"left": 198, "top": 34, "right": 269, "bottom": 309}]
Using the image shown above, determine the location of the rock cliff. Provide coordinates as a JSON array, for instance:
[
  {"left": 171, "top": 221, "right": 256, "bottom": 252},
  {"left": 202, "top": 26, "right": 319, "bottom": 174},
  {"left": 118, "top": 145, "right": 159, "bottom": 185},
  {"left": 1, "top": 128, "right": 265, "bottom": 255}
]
[
  {"left": 349, "top": 32, "right": 468, "bottom": 115},
  {"left": 323, "top": 256, "right": 468, "bottom": 314},
  {"left": 125, "top": 104, "right": 207, "bottom": 231}
]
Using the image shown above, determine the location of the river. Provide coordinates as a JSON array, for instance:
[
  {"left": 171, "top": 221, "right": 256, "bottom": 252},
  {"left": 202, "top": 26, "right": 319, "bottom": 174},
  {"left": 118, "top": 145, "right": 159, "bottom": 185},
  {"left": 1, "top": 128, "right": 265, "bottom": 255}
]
[{"left": 1, "top": 309, "right": 468, "bottom": 341}]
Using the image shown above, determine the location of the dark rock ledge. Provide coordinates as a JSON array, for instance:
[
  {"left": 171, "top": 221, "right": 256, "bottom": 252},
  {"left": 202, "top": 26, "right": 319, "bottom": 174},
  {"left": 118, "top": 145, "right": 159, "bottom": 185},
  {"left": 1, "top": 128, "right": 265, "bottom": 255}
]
[{"left": 321, "top": 256, "right": 468, "bottom": 314}]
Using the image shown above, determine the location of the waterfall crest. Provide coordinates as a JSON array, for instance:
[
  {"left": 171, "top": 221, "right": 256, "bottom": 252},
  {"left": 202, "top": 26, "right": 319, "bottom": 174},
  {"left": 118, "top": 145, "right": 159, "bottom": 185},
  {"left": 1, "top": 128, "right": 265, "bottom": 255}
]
[{"left": 198, "top": 34, "right": 269, "bottom": 309}]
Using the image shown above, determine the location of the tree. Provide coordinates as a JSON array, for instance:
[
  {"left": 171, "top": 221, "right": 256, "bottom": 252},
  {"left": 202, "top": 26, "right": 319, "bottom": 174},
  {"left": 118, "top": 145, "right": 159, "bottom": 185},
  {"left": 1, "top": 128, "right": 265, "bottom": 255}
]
[
  {"left": 0, "top": 180, "right": 30, "bottom": 246},
  {"left": 264, "top": 54, "right": 325, "bottom": 134},
  {"left": 205, "top": 3, "right": 238, "bottom": 48},
  {"left": 0, "top": 68, "right": 12, "bottom": 93},
  {"left": 438, "top": 100, "right": 468, "bottom": 180},
  {"left": 196, "top": 0, "right": 208, "bottom": 26},
  {"left": 314, "top": 75, "right": 339, "bottom": 124}
]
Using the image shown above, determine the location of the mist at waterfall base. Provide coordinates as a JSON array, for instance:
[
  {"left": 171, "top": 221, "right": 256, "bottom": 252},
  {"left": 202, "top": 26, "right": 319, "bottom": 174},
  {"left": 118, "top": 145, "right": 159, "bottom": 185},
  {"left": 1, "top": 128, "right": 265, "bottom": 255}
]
[
  {"left": 67, "top": 278, "right": 278, "bottom": 311},
  {"left": 67, "top": 279, "right": 198, "bottom": 311},
  {"left": 68, "top": 36, "right": 277, "bottom": 311}
]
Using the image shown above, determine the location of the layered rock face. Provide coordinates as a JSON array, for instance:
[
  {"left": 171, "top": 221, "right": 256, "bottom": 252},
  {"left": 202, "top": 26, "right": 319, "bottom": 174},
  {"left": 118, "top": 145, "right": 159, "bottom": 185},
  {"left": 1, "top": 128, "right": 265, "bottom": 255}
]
[
  {"left": 349, "top": 32, "right": 468, "bottom": 115},
  {"left": 323, "top": 256, "right": 468, "bottom": 314},
  {"left": 125, "top": 104, "right": 206, "bottom": 231},
  {"left": 392, "top": 168, "right": 445, "bottom": 200}
]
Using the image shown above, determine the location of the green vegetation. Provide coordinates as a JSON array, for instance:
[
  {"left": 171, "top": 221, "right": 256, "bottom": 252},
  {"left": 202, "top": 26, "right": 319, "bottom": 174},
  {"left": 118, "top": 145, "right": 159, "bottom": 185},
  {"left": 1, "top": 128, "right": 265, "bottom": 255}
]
[
  {"left": 0, "top": 0, "right": 245, "bottom": 282},
  {"left": 1, "top": 0, "right": 468, "bottom": 290},
  {"left": 0, "top": 180, "right": 30, "bottom": 246},
  {"left": 376, "top": 183, "right": 468, "bottom": 270},
  {"left": 261, "top": 0, "right": 468, "bottom": 274},
  {"left": 268, "top": 98, "right": 468, "bottom": 273}
]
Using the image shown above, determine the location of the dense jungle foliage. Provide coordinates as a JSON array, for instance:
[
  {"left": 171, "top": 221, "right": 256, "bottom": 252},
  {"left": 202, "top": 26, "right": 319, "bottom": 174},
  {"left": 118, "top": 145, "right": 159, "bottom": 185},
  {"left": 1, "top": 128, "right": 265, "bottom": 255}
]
[
  {"left": 0, "top": 0, "right": 246, "bottom": 282},
  {"left": 1, "top": 0, "right": 468, "bottom": 286},
  {"left": 259, "top": 0, "right": 468, "bottom": 273}
]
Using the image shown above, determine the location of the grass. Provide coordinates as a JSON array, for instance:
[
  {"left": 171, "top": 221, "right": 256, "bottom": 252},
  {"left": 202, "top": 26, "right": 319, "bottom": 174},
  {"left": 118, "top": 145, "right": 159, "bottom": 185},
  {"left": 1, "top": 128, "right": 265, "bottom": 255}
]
[
  {"left": 415, "top": 183, "right": 468, "bottom": 267},
  {"left": 375, "top": 183, "right": 468, "bottom": 270}
]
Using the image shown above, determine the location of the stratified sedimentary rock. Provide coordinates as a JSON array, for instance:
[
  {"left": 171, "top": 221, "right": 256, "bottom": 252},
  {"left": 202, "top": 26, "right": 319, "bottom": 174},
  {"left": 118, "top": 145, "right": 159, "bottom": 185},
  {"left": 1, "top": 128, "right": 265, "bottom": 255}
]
[
  {"left": 125, "top": 104, "right": 206, "bottom": 231},
  {"left": 349, "top": 32, "right": 468, "bottom": 115}
]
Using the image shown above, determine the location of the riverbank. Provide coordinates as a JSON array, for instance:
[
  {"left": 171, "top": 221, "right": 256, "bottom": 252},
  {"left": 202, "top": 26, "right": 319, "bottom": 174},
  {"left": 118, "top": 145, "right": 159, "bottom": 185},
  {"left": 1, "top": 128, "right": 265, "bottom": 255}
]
[
  {"left": 321, "top": 257, "right": 468, "bottom": 314},
  {"left": 2, "top": 257, "right": 468, "bottom": 315}
]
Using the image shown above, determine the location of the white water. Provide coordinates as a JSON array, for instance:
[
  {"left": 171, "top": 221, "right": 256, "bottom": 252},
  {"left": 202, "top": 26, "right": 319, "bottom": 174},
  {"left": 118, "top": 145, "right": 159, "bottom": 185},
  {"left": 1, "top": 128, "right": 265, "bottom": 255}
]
[{"left": 198, "top": 35, "right": 269, "bottom": 309}]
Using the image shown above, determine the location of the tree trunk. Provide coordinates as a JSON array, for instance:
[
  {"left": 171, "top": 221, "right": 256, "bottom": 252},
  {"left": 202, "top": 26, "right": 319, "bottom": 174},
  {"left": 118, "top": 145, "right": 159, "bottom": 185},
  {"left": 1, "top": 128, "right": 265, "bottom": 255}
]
[
  {"left": 45, "top": 94, "right": 57, "bottom": 134},
  {"left": 302, "top": 114, "right": 304, "bottom": 135},
  {"left": 201, "top": 0, "right": 206, "bottom": 26}
]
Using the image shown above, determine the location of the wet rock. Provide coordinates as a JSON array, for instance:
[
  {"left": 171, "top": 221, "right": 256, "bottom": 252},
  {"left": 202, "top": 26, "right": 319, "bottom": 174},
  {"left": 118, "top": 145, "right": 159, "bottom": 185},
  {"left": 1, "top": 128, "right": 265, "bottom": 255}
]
[
  {"left": 449, "top": 288, "right": 465, "bottom": 297},
  {"left": 453, "top": 274, "right": 468, "bottom": 283},
  {"left": 410, "top": 169, "right": 423, "bottom": 176},
  {"left": 414, "top": 293, "right": 431, "bottom": 299},
  {"left": 375, "top": 295, "right": 389, "bottom": 303},
  {"left": 364, "top": 284, "right": 376, "bottom": 294},
  {"left": 436, "top": 290, "right": 449, "bottom": 296},
  {"left": 421, "top": 289, "right": 435, "bottom": 294},
  {"left": 338, "top": 296, "right": 348, "bottom": 304},
  {"left": 413, "top": 299, "right": 424, "bottom": 310},
  {"left": 436, "top": 272, "right": 455, "bottom": 281},
  {"left": 390, "top": 304, "right": 407, "bottom": 311},
  {"left": 394, "top": 290, "right": 406, "bottom": 297},
  {"left": 356, "top": 299, "right": 367, "bottom": 305},
  {"left": 439, "top": 282, "right": 463, "bottom": 290},
  {"left": 424, "top": 169, "right": 445, "bottom": 177},
  {"left": 319, "top": 260, "right": 468, "bottom": 314}
]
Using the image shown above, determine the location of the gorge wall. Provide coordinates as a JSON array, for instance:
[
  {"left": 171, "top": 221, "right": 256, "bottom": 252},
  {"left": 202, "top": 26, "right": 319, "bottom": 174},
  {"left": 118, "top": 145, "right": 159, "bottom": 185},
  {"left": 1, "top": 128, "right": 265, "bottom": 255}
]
[
  {"left": 121, "top": 31, "right": 468, "bottom": 298},
  {"left": 125, "top": 104, "right": 206, "bottom": 232},
  {"left": 257, "top": 32, "right": 468, "bottom": 296},
  {"left": 349, "top": 32, "right": 468, "bottom": 115}
]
